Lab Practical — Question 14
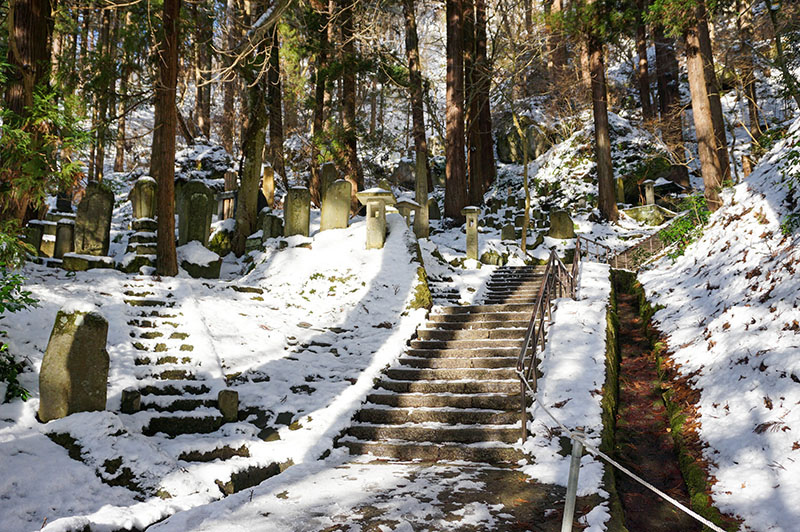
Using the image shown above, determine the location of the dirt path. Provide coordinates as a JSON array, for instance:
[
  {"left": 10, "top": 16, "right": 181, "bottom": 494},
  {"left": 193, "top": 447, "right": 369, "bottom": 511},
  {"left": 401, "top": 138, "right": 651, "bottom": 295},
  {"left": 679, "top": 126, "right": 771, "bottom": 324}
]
[{"left": 614, "top": 284, "right": 701, "bottom": 532}]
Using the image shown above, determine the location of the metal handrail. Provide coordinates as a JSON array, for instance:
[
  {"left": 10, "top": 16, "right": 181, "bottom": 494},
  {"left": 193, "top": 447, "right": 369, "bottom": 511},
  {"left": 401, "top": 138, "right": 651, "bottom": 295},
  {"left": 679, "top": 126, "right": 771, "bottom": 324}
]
[{"left": 516, "top": 248, "right": 578, "bottom": 440}]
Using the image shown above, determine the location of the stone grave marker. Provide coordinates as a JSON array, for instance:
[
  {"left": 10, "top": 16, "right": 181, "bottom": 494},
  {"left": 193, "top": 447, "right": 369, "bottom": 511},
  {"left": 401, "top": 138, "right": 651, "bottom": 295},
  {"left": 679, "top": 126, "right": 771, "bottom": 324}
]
[
  {"left": 74, "top": 181, "right": 114, "bottom": 256},
  {"left": 320, "top": 179, "right": 352, "bottom": 231},
  {"left": 462, "top": 206, "right": 480, "bottom": 260},
  {"left": 284, "top": 187, "right": 311, "bottom": 237},
  {"left": 130, "top": 176, "right": 157, "bottom": 220},
  {"left": 178, "top": 180, "right": 215, "bottom": 246},
  {"left": 54, "top": 219, "right": 75, "bottom": 259},
  {"left": 548, "top": 210, "right": 575, "bottom": 239},
  {"left": 38, "top": 306, "right": 109, "bottom": 422}
]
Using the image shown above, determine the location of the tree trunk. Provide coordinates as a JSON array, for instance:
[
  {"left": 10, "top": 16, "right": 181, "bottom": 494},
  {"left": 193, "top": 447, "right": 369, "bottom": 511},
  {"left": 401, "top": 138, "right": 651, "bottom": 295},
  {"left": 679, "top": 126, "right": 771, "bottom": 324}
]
[
  {"left": 635, "top": 0, "right": 653, "bottom": 119},
  {"left": 403, "top": 0, "right": 429, "bottom": 238},
  {"left": 764, "top": 0, "right": 800, "bottom": 110},
  {"left": 546, "top": 0, "right": 568, "bottom": 78},
  {"left": 654, "top": 26, "right": 690, "bottom": 188},
  {"left": 221, "top": 0, "right": 237, "bottom": 154},
  {"left": 475, "top": 0, "right": 495, "bottom": 192},
  {"left": 267, "top": 24, "right": 287, "bottom": 189},
  {"left": 193, "top": 0, "right": 213, "bottom": 138},
  {"left": 737, "top": 0, "right": 760, "bottom": 137},
  {"left": 114, "top": 11, "right": 132, "bottom": 173},
  {"left": 340, "top": 0, "right": 363, "bottom": 213},
  {"left": 464, "top": 0, "right": 482, "bottom": 206},
  {"left": 588, "top": 35, "right": 618, "bottom": 222},
  {"left": 696, "top": 1, "right": 730, "bottom": 182},
  {"left": 153, "top": 0, "right": 181, "bottom": 276},
  {"left": 2, "top": 0, "right": 53, "bottom": 222},
  {"left": 93, "top": 7, "right": 114, "bottom": 182},
  {"left": 309, "top": 0, "right": 329, "bottom": 207},
  {"left": 445, "top": 0, "right": 467, "bottom": 219},
  {"left": 685, "top": 22, "right": 723, "bottom": 211}
]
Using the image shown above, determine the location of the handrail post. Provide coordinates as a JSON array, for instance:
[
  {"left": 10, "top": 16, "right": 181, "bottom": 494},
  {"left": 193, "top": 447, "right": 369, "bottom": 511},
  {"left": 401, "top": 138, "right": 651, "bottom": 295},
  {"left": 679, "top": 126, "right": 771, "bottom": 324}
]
[
  {"left": 561, "top": 430, "right": 584, "bottom": 532},
  {"left": 520, "top": 378, "right": 528, "bottom": 441}
]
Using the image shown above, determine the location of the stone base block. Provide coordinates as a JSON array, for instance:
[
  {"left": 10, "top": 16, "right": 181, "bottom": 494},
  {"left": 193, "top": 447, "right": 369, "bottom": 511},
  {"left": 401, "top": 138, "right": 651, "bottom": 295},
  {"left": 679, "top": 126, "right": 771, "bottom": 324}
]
[{"left": 62, "top": 253, "right": 115, "bottom": 272}]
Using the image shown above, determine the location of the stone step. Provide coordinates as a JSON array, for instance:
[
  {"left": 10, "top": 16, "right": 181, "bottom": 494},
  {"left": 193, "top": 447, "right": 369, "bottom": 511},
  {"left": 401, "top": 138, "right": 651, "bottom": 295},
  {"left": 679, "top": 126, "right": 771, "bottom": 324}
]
[
  {"left": 124, "top": 298, "right": 174, "bottom": 308},
  {"left": 356, "top": 407, "right": 519, "bottom": 426},
  {"left": 386, "top": 367, "right": 518, "bottom": 381},
  {"left": 409, "top": 338, "right": 524, "bottom": 350},
  {"left": 346, "top": 424, "right": 519, "bottom": 444},
  {"left": 416, "top": 328, "right": 526, "bottom": 341},
  {"left": 140, "top": 396, "right": 217, "bottom": 412},
  {"left": 398, "top": 356, "right": 517, "bottom": 369},
  {"left": 342, "top": 440, "right": 523, "bottom": 463},
  {"left": 483, "top": 297, "right": 537, "bottom": 304},
  {"left": 484, "top": 287, "right": 542, "bottom": 295},
  {"left": 428, "top": 312, "right": 532, "bottom": 323},
  {"left": 135, "top": 354, "right": 194, "bottom": 366},
  {"left": 405, "top": 346, "right": 524, "bottom": 358},
  {"left": 378, "top": 379, "right": 519, "bottom": 394},
  {"left": 432, "top": 303, "right": 535, "bottom": 314},
  {"left": 366, "top": 392, "right": 525, "bottom": 410},
  {"left": 137, "top": 367, "right": 197, "bottom": 381},
  {"left": 178, "top": 444, "right": 250, "bottom": 462},
  {"left": 427, "top": 320, "right": 532, "bottom": 330},
  {"left": 143, "top": 414, "right": 223, "bottom": 437},
  {"left": 486, "top": 279, "right": 544, "bottom": 287},
  {"left": 138, "top": 382, "right": 211, "bottom": 396},
  {"left": 129, "top": 232, "right": 158, "bottom": 244},
  {"left": 129, "top": 244, "right": 158, "bottom": 255},
  {"left": 132, "top": 218, "right": 158, "bottom": 232}
]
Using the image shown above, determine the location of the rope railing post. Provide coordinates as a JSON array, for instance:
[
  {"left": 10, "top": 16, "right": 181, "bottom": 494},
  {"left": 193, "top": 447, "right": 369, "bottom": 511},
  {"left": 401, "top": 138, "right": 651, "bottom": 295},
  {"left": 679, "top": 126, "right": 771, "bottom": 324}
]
[{"left": 561, "top": 429, "right": 584, "bottom": 532}]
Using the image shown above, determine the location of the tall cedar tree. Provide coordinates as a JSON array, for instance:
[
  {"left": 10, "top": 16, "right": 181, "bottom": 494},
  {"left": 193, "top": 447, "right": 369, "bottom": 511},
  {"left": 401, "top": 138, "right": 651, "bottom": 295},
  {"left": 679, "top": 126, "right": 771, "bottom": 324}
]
[
  {"left": 268, "top": 24, "right": 286, "bottom": 186},
  {"left": 445, "top": 0, "right": 468, "bottom": 219},
  {"left": 464, "top": 0, "right": 482, "bottom": 206},
  {"left": 153, "top": 0, "right": 181, "bottom": 276},
  {"left": 341, "top": 0, "right": 363, "bottom": 213},
  {"left": 585, "top": 0, "right": 618, "bottom": 221},
  {"left": 233, "top": 2, "right": 270, "bottom": 256},
  {"left": 654, "top": 26, "right": 690, "bottom": 187},
  {"left": 2, "top": 0, "right": 53, "bottom": 222},
  {"left": 474, "top": 0, "right": 495, "bottom": 192},
  {"left": 685, "top": 5, "right": 723, "bottom": 210},
  {"left": 403, "top": 0, "right": 430, "bottom": 238},
  {"left": 737, "top": 0, "right": 760, "bottom": 137},
  {"left": 309, "top": 0, "right": 329, "bottom": 206},
  {"left": 635, "top": 0, "right": 653, "bottom": 119},
  {"left": 193, "top": 0, "right": 213, "bottom": 138}
]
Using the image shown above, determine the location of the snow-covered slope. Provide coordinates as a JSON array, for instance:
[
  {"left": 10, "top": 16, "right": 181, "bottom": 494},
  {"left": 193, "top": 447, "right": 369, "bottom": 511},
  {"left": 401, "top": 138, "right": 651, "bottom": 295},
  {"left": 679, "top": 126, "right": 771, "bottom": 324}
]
[{"left": 640, "top": 117, "right": 800, "bottom": 531}]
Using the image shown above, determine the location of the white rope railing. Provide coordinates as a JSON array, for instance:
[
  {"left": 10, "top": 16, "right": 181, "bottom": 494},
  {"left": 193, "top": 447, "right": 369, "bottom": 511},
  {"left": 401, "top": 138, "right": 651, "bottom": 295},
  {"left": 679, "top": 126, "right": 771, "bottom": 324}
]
[{"left": 517, "top": 369, "right": 727, "bottom": 532}]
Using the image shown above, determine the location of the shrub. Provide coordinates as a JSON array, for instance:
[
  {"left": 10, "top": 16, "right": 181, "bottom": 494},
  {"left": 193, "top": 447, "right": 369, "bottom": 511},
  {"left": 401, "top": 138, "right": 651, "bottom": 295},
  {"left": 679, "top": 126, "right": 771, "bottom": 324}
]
[{"left": 658, "top": 195, "right": 710, "bottom": 259}]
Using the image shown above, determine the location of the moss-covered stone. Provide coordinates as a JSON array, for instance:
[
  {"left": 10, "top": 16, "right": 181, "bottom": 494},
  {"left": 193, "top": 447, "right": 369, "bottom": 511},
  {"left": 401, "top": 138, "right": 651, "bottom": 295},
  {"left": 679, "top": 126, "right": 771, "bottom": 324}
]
[
  {"left": 208, "top": 226, "right": 234, "bottom": 257},
  {"left": 409, "top": 266, "right": 432, "bottom": 310}
]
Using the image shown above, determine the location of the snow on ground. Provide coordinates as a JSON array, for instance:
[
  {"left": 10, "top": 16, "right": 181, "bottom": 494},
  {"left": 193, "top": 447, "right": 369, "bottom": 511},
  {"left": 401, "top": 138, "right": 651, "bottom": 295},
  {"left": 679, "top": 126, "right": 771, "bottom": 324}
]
[
  {"left": 0, "top": 211, "right": 428, "bottom": 532},
  {"left": 639, "top": 116, "right": 800, "bottom": 531},
  {"left": 521, "top": 261, "right": 613, "bottom": 532}
]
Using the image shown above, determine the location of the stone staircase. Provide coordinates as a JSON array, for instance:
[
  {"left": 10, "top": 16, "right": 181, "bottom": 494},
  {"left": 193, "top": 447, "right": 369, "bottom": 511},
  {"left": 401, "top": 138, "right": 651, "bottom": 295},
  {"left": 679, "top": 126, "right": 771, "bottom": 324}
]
[
  {"left": 341, "top": 265, "right": 545, "bottom": 464},
  {"left": 121, "top": 218, "right": 158, "bottom": 273}
]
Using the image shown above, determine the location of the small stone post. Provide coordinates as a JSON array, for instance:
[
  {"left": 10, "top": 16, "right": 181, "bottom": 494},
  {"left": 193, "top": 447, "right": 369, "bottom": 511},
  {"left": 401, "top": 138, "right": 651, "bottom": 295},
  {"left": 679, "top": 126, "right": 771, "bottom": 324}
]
[
  {"left": 284, "top": 186, "right": 311, "bottom": 237},
  {"left": 320, "top": 179, "right": 352, "bottom": 231},
  {"left": 643, "top": 179, "right": 655, "bottom": 205},
  {"left": 218, "top": 389, "right": 239, "bottom": 423},
  {"left": 356, "top": 189, "right": 396, "bottom": 249},
  {"left": 395, "top": 199, "right": 420, "bottom": 227},
  {"left": 261, "top": 165, "right": 275, "bottom": 208},
  {"left": 54, "top": 219, "right": 75, "bottom": 259},
  {"left": 615, "top": 177, "right": 625, "bottom": 204},
  {"left": 39, "top": 306, "right": 109, "bottom": 422},
  {"left": 462, "top": 206, "right": 480, "bottom": 260}
]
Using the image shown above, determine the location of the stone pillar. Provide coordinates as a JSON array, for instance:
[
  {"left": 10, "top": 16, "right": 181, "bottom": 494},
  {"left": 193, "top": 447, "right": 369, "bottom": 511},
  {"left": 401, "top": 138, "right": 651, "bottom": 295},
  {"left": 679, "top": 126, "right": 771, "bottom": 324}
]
[
  {"left": 261, "top": 165, "right": 275, "bottom": 208},
  {"left": 396, "top": 199, "right": 420, "bottom": 227},
  {"left": 284, "top": 186, "right": 311, "bottom": 237},
  {"left": 356, "top": 189, "right": 396, "bottom": 249},
  {"left": 38, "top": 306, "right": 109, "bottom": 422},
  {"left": 54, "top": 219, "right": 75, "bottom": 259},
  {"left": 320, "top": 162, "right": 338, "bottom": 200},
  {"left": 643, "top": 179, "right": 655, "bottom": 205},
  {"left": 615, "top": 177, "right": 625, "bottom": 204},
  {"left": 74, "top": 181, "right": 114, "bottom": 256},
  {"left": 261, "top": 212, "right": 284, "bottom": 243},
  {"left": 320, "top": 179, "right": 352, "bottom": 231},
  {"left": 462, "top": 206, "right": 480, "bottom": 260},
  {"left": 131, "top": 176, "right": 158, "bottom": 220},
  {"left": 25, "top": 221, "right": 44, "bottom": 256}
]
